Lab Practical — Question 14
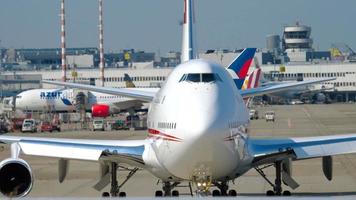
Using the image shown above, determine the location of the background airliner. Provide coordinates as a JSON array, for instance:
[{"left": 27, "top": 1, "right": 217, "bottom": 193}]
[
  {"left": 11, "top": 74, "right": 155, "bottom": 117},
  {"left": 250, "top": 58, "right": 334, "bottom": 102},
  {"left": 0, "top": 0, "right": 346, "bottom": 198}
]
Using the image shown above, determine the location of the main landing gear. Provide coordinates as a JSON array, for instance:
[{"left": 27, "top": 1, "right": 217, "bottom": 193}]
[
  {"left": 211, "top": 181, "right": 237, "bottom": 197},
  {"left": 101, "top": 162, "right": 139, "bottom": 198},
  {"left": 154, "top": 182, "right": 182, "bottom": 197},
  {"left": 255, "top": 160, "right": 292, "bottom": 196}
]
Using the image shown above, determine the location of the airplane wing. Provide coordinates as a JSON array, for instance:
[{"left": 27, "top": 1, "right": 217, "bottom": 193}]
[
  {"left": 42, "top": 80, "right": 156, "bottom": 102},
  {"left": 248, "top": 134, "right": 356, "bottom": 166},
  {"left": 0, "top": 135, "right": 147, "bottom": 166},
  {"left": 239, "top": 78, "right": 335, "bottom": 98}
]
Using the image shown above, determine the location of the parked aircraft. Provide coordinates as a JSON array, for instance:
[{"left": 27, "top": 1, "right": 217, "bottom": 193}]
[
  {"left": 11, "top": 74, "right": 150, "bottom": 117},
  {"left": 252, "top": 58, "right": 334, "bottom": 101},
  {"left": 0, "top": 0, "right": 341, "bottom": 198}
]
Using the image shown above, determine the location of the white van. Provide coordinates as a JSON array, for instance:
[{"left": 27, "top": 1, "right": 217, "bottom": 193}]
[
  {"left": 22, "top": 119, "right": 38, "bottom": 133},
  {"left": 265, "top": 111, "right": 275, "bottom": 122},
  {"left": 92, "top": 118, "right": 105, "bottom": 131}
]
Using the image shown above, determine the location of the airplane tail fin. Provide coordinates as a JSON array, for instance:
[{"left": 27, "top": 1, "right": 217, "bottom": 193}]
[
  {"left": 227, "top": 48, "right": 257, "bottom": 90},
  {"left": 243, "top": 66, "right": 262, "bottom": 90},
  {"left": 243, "top": 57, "right": 262, "bottom": 107},
  {"left": 124, "top": 74, "right": 136, "bottom": 88},
  {"left": 181, "top": 0, "right": 197, "bottom": 63}
]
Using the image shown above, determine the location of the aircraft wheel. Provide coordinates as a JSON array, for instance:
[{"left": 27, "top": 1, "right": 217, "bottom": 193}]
[
  {"left": 266, "top": 190, "right": 275, "bottom": 196},
  {"left": 172, "top": 190, "right": 179, "bottom": 197},
  {"left": 119, "top": 192, "right": 126, "bottom": 197},
  {"left": 228, "top": 189, "right": 237, "bottom": 196},
  {"left": 283, "top": 190, "right": 291, "bottom": 196},
  {"left": 102, "top": 192, "right": 110, "bottom": 197},
  {"left": 212, "top": 189, "right": 221, "bottom": 197},
  {"left": 155, "top": 190, "right": 163, "bottom": 197}
]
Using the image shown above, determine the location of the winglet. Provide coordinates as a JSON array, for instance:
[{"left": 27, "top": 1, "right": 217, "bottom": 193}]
[{"left": 181, "top": 0, "right": 197, "bottom": 63}]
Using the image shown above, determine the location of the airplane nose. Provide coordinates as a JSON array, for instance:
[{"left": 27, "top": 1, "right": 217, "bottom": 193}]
[
  {"left": 8, "top": 99, "right": 14, "bottom": 108},
  {"left": 15, "top": 97, "right": 23, "bottom": 110}
]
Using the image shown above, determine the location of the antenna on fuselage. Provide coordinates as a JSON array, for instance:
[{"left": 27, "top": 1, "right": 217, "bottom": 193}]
[{"left": 181, "top": 0, "right": 198, "bottom": 63}]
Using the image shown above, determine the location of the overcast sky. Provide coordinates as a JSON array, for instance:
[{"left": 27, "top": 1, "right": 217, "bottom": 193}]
[{"left": 1, "top": 0, "right": 355, "bottom": 53}]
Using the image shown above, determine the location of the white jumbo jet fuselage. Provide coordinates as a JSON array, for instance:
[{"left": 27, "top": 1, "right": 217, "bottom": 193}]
[
  {"left": 14, "top": 89, "right": 150, "bottom": 113},
  {"left": 142, "top": 59, "right": 251, "bottom": 181}
]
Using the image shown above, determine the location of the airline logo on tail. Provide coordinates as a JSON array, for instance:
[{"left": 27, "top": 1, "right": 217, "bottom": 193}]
[
  {"left": 227, "top": 48, "right": 256, "bottom": 90},
  {"left": 242, "top": 67, "right": 262, "bottom": 90}
]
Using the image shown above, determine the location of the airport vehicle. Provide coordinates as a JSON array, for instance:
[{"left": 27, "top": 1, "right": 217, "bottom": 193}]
[
  {"left": 126, "top": 115, "right": 140, "bottom": 129},
  {"left": 21, "top": 119, "right": 37, "bottom": 133},
  {"left": 40, "top": 121, "right": 60, "bottom": 132},
  {"left": 249, "top": 109, "right": 259, "bottom": 120},
  {"left": 290, "top": 99, "right": 304, "bottom": 105},
  {"left": 265, "top": 111, "right": 275, "bottom": 122},
  {"left": 92, "top": 118, "right": 105, "bottom": 131},
  {"left": 0, "top": 0, "right": 342, "bottom": 198},
  {"left": 0, "top": 120, "right": 9, "bottom": 133},
  {"left": 111, "top": 120, "right": 126, "bottom": 130}
]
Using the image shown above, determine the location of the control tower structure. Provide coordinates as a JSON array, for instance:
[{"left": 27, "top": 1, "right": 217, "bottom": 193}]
[
  {"left": 282, "top": 22, "right": 313, "bottom": 51},
  {"left": 282, "top": 22, "right": 313, "bottom": 62}
]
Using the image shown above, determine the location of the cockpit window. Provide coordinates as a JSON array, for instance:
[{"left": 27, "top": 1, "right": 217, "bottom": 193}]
[
  {"left": 16, "top": 96, "right": 22, "bottom": 99},
  {"left": 179, "top": 73, "right": 222, "bottom": 83},
  {"left": 186, "top": 74, "right": 201, "bottom": 82}
]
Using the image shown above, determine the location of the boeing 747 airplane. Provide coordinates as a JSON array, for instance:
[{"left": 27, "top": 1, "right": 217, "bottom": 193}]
[{"left": 0, "top": 0, "right": 343, "bottom": 198}]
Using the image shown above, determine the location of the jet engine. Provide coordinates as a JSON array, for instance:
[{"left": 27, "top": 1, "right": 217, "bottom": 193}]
[
  {"left": 91, "top": 104, "right": 110, "bottom": 118},
  {"left": 0, "top": 158, "right": 33, "bottom": 198}
]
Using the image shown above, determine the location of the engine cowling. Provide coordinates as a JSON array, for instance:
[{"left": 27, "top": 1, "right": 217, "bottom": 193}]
[
  {"left": 91, "top": 104, "right": 110, "bottom": 118},
  {"left": 0, "top": 158, "right": 33, "bottom": 198}
]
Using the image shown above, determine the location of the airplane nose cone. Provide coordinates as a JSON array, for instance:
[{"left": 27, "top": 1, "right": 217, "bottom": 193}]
[{"left": 15, "top": 98, "right": 22, "bottom": 109}]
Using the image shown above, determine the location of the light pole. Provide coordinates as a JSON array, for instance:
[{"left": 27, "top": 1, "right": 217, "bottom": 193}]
[
  {"left": 0, "top": 40, "right": 2, "bottom": 99},
  {"left": 0, "top": 40, "right": 2, "bottom": 68}
]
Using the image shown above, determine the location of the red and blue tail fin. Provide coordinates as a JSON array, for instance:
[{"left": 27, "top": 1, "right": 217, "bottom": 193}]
[{"left": 227, "top": 48, "right": 256, "bottom": 90}]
